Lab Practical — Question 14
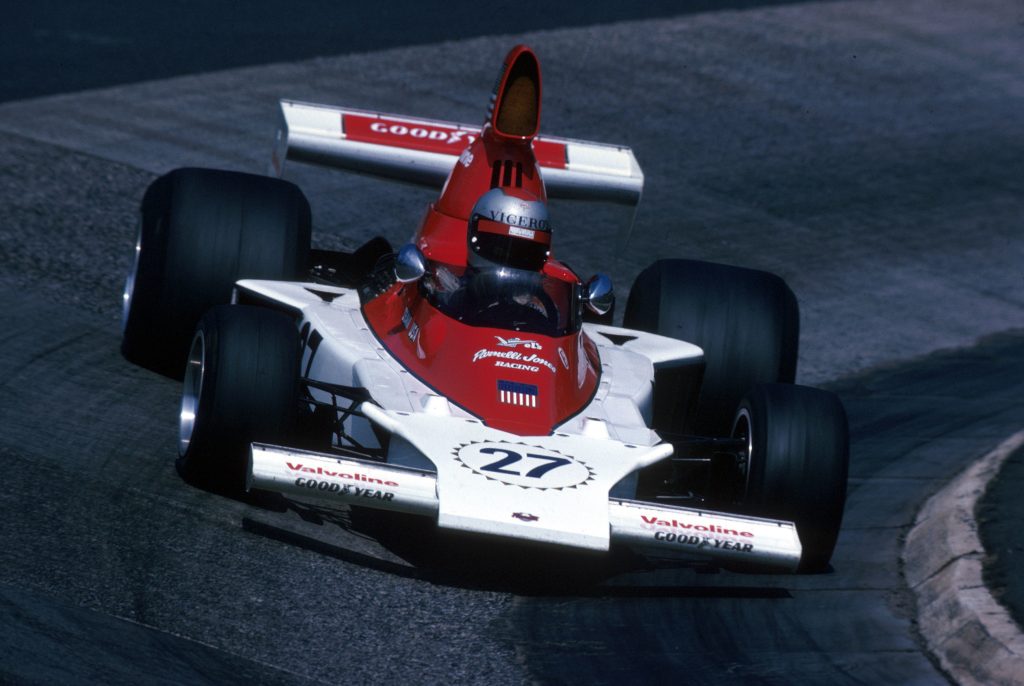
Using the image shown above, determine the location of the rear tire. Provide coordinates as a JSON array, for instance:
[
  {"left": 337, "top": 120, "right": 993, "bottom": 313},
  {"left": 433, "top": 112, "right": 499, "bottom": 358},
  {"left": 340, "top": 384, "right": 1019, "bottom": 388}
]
[
  {"left": 177, "top": 305, "right": 300, "bottom": 494},
  {"left": 733, "top": 383, "right": 849, "bottom": 572},
  {"left": 121, "top": 168, "right": 311, "bottom": 378},
  {"left": 624, "top": 259, "right": 799, "bottom": 436}
]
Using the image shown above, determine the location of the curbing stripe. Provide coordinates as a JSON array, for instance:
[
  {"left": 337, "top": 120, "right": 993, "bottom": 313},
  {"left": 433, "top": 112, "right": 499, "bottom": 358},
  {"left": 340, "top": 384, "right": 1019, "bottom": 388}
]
[{"left": 903, "top": 430, "right": 1024, "bottom": 686}]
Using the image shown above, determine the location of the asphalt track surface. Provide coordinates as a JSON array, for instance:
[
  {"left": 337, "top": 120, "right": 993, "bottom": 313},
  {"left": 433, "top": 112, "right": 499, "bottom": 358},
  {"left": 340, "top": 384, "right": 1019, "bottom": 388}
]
[
  {"left": 1, "top": 0, "right": 1023, "bottom": 683},
  {"left": 0, "top": 0, "right": 825, "bottom": 103}
]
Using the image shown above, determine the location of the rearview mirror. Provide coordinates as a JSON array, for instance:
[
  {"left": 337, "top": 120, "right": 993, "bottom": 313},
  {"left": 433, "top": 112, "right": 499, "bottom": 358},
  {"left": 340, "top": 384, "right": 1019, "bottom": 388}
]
[
  {"left": 394, "top": 244, "right": 427, "bottom": 283},
  {"left": 584, "top": 274, "right": 614, "bottom": 316}
]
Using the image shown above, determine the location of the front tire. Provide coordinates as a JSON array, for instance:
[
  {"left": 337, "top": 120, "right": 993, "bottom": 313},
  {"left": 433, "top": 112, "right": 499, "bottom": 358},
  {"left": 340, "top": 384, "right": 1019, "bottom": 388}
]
[
  {"left": 733, "top": 383, "right": 849, "bottom": 572},
  {"left": 177, "top": 305, "right": 300, "bottom": 494}
]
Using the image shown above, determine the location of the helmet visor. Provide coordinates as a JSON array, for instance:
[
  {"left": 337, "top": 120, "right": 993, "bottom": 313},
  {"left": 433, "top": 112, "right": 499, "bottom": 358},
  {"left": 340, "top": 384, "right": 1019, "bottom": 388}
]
[{"left": 472, "top": 217, "right": 551, "bottom": 270}]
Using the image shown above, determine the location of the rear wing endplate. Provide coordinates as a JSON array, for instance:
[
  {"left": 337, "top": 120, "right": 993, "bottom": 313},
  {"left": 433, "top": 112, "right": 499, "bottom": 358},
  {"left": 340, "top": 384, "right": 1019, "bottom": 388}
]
[{"left": 270, "top": 100, "right": 644, "bottom": 206}]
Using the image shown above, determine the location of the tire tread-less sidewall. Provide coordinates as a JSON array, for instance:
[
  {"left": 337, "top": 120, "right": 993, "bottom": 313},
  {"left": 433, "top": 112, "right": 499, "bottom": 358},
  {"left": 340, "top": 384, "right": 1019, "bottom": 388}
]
[
  {"left": 731, "top": 407, "right": 754, "bottom": 498},
  {"left": 179, "top": 331, "right": 206, "bottom": 455},
  {"left": 121, "top": 224, "right": 142, "bottom": 333}
]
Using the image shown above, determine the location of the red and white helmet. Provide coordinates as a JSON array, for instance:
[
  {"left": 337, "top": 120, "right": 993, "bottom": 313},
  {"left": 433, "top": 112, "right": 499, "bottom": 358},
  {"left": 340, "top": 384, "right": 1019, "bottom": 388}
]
[{"left": 468, "top": 188, "right": 552, "bottom": 270}]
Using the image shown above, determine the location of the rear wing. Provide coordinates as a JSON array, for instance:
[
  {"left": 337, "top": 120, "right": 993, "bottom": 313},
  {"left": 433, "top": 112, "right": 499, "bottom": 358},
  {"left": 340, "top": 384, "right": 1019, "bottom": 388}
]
[{"left": 270, "top": 100, "right": 644, "bottom": 206}]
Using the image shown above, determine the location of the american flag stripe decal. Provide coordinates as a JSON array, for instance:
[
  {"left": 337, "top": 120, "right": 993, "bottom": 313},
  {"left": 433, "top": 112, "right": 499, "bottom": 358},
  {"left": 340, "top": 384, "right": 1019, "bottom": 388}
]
[{"left": 498, "top": 381, "right": 538, "bottom": 407}]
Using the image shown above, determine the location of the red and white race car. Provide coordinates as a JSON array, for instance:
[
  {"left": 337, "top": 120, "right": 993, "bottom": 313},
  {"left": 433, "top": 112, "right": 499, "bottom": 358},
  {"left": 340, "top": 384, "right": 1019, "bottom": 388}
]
[{"left": 121, "top": 45, "right": 848, "bottom": 573}]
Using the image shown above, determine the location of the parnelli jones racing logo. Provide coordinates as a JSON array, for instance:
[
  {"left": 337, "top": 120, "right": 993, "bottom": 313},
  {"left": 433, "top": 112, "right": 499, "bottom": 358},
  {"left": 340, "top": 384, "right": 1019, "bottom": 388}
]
[
  {"left": 473, "top": 348, "right": 556, "bottom": 373},
  {"left": 368, "top": 120, "right": 476, "bottom": 146}
]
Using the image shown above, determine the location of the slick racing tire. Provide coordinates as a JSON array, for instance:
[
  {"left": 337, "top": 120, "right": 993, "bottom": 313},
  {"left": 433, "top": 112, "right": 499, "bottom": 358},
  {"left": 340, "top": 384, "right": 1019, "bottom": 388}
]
[
  {"left": 733, "top": 383, "right": 849, "bottom": 573},
  {"left": 121, "top": 167, "right": 311, "bottom": 378},
  {"left": 177, "top": 305, "right": 300, "bottom": 494},
  {"left": 624, "top": 259, "right": 799, "bottom": 436}
]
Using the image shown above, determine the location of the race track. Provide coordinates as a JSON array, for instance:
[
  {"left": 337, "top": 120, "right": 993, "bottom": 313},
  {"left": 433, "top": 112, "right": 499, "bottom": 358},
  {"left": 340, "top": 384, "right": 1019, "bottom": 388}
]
[{"left": 1, "top": 1, "right": 1022, "bottom": 683}]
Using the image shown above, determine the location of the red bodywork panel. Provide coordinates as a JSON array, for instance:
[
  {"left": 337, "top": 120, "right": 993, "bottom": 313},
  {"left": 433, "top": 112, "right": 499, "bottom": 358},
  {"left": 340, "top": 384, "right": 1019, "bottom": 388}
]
[
  {"left": 364, "top": 282, "right": 600, "bottom": 436},
  {"left": 360, "top": 45, "right": 601, "bottom": 435}
]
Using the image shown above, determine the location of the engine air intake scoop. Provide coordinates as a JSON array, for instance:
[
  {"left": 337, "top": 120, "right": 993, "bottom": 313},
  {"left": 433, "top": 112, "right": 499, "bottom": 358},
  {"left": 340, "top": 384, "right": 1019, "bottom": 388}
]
[{"left": 491, "top": 46, "right": 541, "bottom": 140}]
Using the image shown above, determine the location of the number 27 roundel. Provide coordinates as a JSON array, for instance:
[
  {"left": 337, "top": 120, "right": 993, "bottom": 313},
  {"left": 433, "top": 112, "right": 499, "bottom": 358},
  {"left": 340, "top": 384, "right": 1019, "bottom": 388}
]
[{"left": 454, "top": 442, "right": 594, "bottom": 489}]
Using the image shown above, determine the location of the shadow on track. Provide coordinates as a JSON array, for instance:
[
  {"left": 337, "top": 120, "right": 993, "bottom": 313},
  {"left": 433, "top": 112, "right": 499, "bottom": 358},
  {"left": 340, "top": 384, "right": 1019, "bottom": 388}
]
[{"left": 241, "top": 511, "right": 793, "bottom": 599}]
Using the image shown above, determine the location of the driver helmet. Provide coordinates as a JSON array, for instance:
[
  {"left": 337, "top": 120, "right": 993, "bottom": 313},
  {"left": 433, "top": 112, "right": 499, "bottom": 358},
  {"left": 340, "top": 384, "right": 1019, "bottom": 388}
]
[{"left": 468, "top": 188, "right": 551, "bottom": 271}]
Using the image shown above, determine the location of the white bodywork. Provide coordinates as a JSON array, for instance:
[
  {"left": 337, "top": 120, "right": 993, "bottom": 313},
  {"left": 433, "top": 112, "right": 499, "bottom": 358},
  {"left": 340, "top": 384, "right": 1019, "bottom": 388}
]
[{"left": 238, "top": 279, "right": 803, "bottom": 570}]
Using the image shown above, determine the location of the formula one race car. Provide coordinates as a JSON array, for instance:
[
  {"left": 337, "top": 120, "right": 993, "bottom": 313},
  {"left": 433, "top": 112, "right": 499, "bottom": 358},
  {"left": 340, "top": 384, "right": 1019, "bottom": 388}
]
[{"left": 121, "top": 45, "right": 848, "bottom": 573}]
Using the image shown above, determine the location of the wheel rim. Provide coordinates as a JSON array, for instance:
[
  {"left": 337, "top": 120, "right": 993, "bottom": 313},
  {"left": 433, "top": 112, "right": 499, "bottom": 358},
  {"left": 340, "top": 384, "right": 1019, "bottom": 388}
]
[
  {"left": 179, "top": 331, "right": 206, "bottom": 456},
  {"left": 121, "top": 224, "right": 141, "bottom": 334},
  {"left": 731, "top": 408, "right": 754, "bottom": 500}
]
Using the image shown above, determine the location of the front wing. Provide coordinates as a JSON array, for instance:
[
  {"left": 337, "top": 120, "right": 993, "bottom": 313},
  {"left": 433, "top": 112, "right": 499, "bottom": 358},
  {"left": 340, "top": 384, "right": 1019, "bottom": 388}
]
[{"left": 248, "top": 405, "right": 802, "bottom": 571}]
